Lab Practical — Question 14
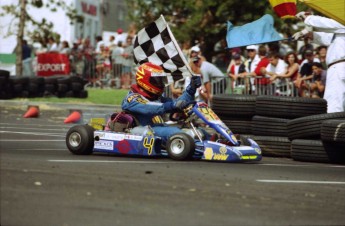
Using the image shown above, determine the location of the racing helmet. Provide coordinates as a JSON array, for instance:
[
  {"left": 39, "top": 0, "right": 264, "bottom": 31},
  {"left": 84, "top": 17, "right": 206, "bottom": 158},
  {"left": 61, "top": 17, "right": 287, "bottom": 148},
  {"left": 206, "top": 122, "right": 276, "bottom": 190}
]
[{"left": 135, "top": 62, "right": 167, "bottom": 98}]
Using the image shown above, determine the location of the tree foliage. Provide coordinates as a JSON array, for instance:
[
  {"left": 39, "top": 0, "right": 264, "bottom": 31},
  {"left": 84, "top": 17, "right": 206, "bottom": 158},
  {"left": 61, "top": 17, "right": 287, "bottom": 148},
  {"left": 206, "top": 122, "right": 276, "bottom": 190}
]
[
  {"left": 126, "top": 0, "right": 271, "bottom": 60},
  {"left": 0, "top": 0, "right": 83, "bottom": 75}
]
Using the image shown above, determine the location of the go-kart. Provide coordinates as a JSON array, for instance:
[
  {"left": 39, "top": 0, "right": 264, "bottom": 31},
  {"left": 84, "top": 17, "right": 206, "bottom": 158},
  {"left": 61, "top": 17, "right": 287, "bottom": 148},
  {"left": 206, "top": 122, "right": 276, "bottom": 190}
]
[{"left": 66, "top": 102, "right": 262, "bottom": 162}]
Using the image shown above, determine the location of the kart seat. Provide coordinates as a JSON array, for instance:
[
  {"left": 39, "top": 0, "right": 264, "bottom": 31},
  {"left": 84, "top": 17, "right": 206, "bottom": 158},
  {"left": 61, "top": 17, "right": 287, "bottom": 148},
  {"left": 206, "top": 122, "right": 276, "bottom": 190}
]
[{"left": 105, "top": 112, "right": 137, "bottom": 132}]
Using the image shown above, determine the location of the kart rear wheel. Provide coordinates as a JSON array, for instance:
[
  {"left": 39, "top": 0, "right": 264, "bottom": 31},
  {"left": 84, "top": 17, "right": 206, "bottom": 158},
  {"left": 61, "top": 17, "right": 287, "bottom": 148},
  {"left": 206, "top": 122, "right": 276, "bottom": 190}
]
[
  {"left": 66, "top": 125, "right": 95, "bottom": 155},
  {"left": 166, "top": 133, "right": 195, "bottom": 160}
]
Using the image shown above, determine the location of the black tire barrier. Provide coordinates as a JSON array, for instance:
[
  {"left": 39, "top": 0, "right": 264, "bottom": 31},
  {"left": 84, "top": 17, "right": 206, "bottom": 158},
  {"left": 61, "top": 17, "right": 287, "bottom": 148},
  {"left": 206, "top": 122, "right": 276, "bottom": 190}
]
[
  {"left": 222, "top": 119, "right": 252, "bottom": 134},
  {"left": 287, "top": 112, "right": 345, "bottom": 140},
  {"left": 255, "top": 96, "right": 327, "bottom": 119},
  {"left": 321, "top": 120, "right": 345, "bottom": 144},
  {"left": 291, "top": 139, "right": 345, "bottom": 164},
  {"left": 252, "top": 115, "right": 290, "bottom": 137},
  {"left": 251, "top": 136, "right": 291, "bottom": 158},
  {"left": 212, "top": 94, "right": 257, "bottom": 119}
]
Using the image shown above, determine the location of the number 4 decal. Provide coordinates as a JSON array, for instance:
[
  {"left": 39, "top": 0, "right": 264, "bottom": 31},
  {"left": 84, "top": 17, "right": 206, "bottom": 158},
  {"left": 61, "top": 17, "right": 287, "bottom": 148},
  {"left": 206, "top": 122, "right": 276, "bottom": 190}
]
[{"left": 143, "top": 137, "right": 154, "bottom": 155}]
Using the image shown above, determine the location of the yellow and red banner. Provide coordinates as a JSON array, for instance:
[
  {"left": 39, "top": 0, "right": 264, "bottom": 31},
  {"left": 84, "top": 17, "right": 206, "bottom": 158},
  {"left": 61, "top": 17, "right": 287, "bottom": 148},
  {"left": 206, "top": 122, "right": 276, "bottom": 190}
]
[
  {"left": 269, "top": 0, "right": 297, "bottom": 19},
  {"left": 36, "top": 53, "right": 70, "bottom": 76}
]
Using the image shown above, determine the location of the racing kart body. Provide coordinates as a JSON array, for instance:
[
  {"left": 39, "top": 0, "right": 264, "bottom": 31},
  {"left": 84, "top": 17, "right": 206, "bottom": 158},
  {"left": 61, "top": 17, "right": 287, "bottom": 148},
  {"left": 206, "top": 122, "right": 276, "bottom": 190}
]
[{"left": 66, "top": 102, "right": 262, "bottom": 162}]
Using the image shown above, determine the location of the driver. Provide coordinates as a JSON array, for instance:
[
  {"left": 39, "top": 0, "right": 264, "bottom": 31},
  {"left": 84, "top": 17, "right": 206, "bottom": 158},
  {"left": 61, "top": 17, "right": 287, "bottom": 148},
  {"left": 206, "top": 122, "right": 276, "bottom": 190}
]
[{"left": 121, "top": 62, "right": 202, "bottom": 145}]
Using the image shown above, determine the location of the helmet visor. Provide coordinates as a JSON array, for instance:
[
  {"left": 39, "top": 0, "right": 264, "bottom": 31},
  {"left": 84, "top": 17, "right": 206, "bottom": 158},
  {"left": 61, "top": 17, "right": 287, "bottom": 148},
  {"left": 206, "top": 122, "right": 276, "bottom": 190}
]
[{"left": 149, "top": 72, "right": 168, "bottom": 89}]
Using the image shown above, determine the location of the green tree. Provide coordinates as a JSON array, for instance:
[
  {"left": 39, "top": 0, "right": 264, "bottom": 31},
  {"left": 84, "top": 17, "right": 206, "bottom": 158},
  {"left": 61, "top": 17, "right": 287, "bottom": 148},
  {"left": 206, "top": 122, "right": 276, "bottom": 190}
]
[
  {"left": 0, "top": 0, "right": 83, "bottom": 76},
  {"left": 126, "top": 0, "right": 271, "bottom": 61}
]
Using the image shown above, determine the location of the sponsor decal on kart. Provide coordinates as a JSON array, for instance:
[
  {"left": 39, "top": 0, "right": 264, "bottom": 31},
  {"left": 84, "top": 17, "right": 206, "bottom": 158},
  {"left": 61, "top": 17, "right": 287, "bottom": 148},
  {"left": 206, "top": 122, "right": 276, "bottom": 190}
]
[
  {"left": 203, "top": 147, "right": 229, "bottom": 161},
  {"left": 94, "top": 140, "right": 113, "bottom": 150},
  {"left": 96, "top": 132, "right": 143, "bottom": 141}
]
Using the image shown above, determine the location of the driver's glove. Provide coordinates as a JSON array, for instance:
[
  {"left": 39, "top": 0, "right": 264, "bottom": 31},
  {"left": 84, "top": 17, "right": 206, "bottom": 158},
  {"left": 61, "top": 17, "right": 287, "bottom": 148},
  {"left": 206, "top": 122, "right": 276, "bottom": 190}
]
[
  {"left": 186, "top": 76, "right": 202, "bottom": 96},
  {"left": 174, "top": 100, "right": 196, "bottom": 110}
]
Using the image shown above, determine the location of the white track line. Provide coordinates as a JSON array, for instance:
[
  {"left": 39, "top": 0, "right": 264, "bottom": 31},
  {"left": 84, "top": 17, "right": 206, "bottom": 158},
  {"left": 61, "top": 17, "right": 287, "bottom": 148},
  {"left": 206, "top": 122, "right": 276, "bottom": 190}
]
[
  {"left": 259, "top": 163, "right": 345, "bottom": 168},
  {"left": 0, "top": 131, "right": 64, "bottom": 137},
  {"left": 0, "top": 126, "right": 67, "bottom": 131},
  {"left": 257, "top": 179, "right": 345, "bottom": 185}
]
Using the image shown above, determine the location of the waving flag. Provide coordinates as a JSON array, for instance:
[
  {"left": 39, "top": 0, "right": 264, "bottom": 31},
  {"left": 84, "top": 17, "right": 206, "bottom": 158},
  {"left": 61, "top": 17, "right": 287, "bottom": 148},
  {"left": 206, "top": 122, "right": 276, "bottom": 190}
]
[
  {"left": 269, "top": 0, "right": 297, "bottom": 19},
  {"left": 226, "top": 14, "right": 284, "bottom": 49},
  {"left": 133, "top": 15, "right": 193, "bottom": 82}
]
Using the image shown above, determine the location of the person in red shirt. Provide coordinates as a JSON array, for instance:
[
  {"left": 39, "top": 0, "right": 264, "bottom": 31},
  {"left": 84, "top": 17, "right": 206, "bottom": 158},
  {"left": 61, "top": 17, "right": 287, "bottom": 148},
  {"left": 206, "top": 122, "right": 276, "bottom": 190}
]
[{"left": 254, "top": 45, "right": 271, "bottom": 94}]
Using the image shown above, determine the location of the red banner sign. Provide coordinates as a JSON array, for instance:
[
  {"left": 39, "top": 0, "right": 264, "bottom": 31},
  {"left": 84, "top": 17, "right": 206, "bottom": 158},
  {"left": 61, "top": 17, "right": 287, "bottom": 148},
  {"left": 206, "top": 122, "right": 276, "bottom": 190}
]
[{"left": 36, "top": 53, "right": 70, "bottom": 76}]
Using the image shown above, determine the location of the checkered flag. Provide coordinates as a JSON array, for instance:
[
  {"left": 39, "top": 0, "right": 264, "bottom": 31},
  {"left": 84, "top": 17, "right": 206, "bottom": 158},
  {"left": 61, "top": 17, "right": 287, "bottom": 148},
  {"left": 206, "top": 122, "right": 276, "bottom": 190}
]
[{"left": 133, "top": 15, "right": 193, "bottom": 82}]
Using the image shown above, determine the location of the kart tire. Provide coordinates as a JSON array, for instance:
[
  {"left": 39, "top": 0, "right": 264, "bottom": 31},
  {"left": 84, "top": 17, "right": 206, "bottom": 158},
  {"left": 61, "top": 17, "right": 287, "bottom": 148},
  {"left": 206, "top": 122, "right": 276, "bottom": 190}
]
[
  {"left": 252, "top": 115, "right": 290, "bottom": 137},
  {"left": 287, "top": 112, "right": 345, "bottom": 140},
  {"left": 321, "top": 120, "right": 345, "bottom": 144},
  {"left": 252, "top": 136, "right": 291, "bottom": 158},
  {"left": 255, "top": 96, "right": 327, "bottom": 119},
  {"left": 166, "top": 133, "right": 195, "bottom": 160},
  {"left": 291, "top": 139, "right": 345, "bottom": 164},
  {"left": 66, "top": 125, "right": 95, "bottom": 155}
]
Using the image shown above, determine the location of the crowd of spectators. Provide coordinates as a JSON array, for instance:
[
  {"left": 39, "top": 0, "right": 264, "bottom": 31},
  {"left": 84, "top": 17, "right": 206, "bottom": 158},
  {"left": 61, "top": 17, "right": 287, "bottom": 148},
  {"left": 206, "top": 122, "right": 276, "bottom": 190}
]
[
  {"left": 22, "top": 29, "right": 328, "bottom": 103},
  {"left": 23, "top": 28, "right": 135, "bottom": 89}
]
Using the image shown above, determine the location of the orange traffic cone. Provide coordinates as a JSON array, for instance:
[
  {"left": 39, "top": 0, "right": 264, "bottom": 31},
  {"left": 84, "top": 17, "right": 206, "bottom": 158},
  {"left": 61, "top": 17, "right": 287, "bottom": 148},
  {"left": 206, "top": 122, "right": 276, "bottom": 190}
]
[
  {"left": 23, "top": 106, "right": 39, "bottom": 118},
  {"left": 64, "top": 111, "right": 82, "bottom": 124}
]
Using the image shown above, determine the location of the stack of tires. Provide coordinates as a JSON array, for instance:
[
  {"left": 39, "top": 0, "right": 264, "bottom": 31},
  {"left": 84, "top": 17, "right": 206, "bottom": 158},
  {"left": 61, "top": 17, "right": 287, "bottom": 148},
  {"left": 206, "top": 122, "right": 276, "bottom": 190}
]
[
  {"left": 253, "top": 96, "right": 327, "bottom": 158},
  {"left": 212, "top": 94, "right": 345, "bottom": 164},
  {"left": 288, "top": 113, "right": 345, "bottom": 164},
  {"left": 0, "top": 71, "right": 88, "bottom": 99},
  {"left": 212, "top": 94, "right": 256, "bottom": 135}
]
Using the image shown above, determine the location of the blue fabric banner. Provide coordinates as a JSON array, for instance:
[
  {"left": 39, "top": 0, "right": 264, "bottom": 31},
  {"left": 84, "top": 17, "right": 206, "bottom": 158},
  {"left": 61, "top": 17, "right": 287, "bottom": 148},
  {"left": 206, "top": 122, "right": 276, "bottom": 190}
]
[{"left": 226, "top": 14, "right": 284, "bottom": 48}]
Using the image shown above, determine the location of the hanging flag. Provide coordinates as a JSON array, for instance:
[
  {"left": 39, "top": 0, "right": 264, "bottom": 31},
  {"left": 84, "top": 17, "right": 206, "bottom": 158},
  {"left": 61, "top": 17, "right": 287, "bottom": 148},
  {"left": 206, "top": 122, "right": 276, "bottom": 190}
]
[
  {"left": 269, "top": 0, "right": 297, "bottom": 19},
  {"left": 133, "top": 15, "right": 193, "bottom": 82},
  {"left": 226, "top": 14, "right": 284, "bottom": 49}
]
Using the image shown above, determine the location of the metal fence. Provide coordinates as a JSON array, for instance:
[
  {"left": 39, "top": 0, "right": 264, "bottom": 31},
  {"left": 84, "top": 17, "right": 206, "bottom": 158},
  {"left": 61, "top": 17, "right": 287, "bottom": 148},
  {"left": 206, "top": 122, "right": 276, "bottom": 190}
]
[{"left": 79, "top": 60, "right": 297, "bottom": 97}]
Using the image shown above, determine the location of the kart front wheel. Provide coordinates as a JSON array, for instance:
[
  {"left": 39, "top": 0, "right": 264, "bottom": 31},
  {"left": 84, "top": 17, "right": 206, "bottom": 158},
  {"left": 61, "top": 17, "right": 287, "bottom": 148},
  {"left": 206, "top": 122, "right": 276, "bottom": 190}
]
[
  {"left": 166, "top": 133, "right": 195, "bottom": 160},
  {"left": 66, "top": 125, "right": 95, "bottom": 155}
]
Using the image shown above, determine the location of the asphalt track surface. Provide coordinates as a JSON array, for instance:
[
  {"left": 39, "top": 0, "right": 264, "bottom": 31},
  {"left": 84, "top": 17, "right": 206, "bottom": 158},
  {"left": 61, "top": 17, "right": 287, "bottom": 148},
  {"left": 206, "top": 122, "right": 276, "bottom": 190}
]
[{"left": 1, "top": 103, "right": 345, "bottom": 226}]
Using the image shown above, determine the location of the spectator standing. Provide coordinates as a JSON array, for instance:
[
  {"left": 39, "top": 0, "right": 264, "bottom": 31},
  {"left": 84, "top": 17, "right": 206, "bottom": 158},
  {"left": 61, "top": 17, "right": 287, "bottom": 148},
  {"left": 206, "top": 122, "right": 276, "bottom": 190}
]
[
  {"left": 115, "top": 28, "right": 127, "bottom": 46},
  {"left": 239, "top": 45, "right": 261, "bottom": 94},
  {"left": 80, "top": 38, "right": 95, "bottom": 79},
  {"left": 70, "top": 40, "right": 84, "bottom": 76},
  {"left": 46, "top": 37, "right": 59, "bottom": 52},
  {"left": 270, "top": 52, "right": 300, "bottom": 96},
  {"left": 315, "top": 45, "right": 328, "bottom": 70},
  {"left": 59, "top": 41, "right": 70, "bottom": 55},
  {"left": 192, "top": 55, "right": 224, "bottom": 104},
  {"left": 309, "top": 62, "right": 327, "bottom": 98},
  {"left": 298, "top": 37, "right": 314, "bottom": 59},
  {"left": 260, "top": 52, "right": 287, "bottom": 95},
  {"left": 121, "top": 36, "right": 134, "bottom": 89},
  {"left": 228, "top": 53, "right": 246, "bottom": 92},
  {"left": 22, "top": 39, "right": 33, "bottom": 76},
  {"left": 111, "top": 41, "right": 124, "bottom": 88},
  {"left": 294, "top": 50, "right": 320, "bottom": 95},
  {"left": 254, "top": 45, "right": 271, "bottom": 95}
]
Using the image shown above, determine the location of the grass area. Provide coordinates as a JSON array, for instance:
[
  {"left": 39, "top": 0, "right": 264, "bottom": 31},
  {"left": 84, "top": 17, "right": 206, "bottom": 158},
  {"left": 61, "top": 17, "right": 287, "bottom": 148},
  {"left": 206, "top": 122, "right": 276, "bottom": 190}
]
[{"left": 15, "top": 88, "right": 130, "bottom": 105}]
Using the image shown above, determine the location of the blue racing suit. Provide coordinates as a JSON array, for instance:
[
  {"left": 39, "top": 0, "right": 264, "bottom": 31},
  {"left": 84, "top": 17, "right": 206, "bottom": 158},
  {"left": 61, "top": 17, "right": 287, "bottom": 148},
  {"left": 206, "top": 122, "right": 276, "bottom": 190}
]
[{"left": 121, "top": 90, "right": 194, "bottom": 145}]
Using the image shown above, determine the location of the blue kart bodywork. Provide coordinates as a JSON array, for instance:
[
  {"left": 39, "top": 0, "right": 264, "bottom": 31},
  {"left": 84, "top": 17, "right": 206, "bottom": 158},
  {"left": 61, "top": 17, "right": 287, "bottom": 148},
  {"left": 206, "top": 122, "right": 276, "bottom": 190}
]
[{"left": 80, "top": 102, "right": 262, "bottom": 162}]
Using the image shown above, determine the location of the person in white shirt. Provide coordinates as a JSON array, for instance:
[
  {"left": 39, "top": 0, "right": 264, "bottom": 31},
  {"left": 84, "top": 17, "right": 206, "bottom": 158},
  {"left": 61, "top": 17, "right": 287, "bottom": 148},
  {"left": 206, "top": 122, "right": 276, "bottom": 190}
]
[
  {"left": 260, "top": 52, "right": 287, "bottom": 95},
  {"left": 293, "top": 12, "right": 345, "bottom": 113},
  {"left": 238, "top": 45, "right": 261, "bottom": 94}
]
